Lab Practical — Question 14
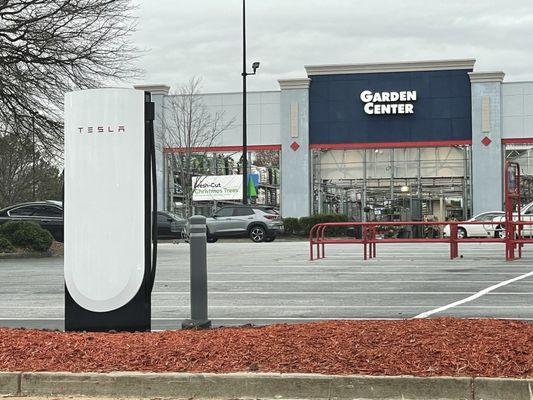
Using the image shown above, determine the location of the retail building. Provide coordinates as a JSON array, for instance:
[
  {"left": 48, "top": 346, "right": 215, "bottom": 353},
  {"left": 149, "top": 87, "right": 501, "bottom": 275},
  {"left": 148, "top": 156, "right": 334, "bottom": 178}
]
[{"left": 136, "top": 59, "right": 533, "bottom": 221}]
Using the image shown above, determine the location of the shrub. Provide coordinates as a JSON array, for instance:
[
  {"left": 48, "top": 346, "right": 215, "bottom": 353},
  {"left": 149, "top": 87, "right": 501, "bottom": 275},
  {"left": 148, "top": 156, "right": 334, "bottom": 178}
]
[
  {"left": 282, "top": 217, "right": 302, "bottom": 235},
  {"left": 281, "top": 214, "right": 351, "bottom": 237},
  {"left": 299, "top": 213, "right": 350, "bottom": 236},
  {"left": 0, "top": 221, "right": 28, "bottom": 237},
  {"left": 0, "top": 221, "right": 53, "bottom": 252},
  {"left": 0, "top": 236, "right": 15, "bottom": 253}
]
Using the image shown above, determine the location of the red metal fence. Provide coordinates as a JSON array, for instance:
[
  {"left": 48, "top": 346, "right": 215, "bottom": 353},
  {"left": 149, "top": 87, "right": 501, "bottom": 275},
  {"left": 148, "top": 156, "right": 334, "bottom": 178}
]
[
  {"left": 310, "top": 161, "right": 529, "bottom": 263},
  {"left": 309, "top": 220, "right": 533, "bottom": 262}
]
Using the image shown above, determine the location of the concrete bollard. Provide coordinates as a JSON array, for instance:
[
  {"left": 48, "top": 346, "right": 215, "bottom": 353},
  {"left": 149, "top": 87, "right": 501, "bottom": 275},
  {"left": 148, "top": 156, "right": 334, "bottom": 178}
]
[{"left": 182, "top": 215, "right": 212, "bottom": 329}]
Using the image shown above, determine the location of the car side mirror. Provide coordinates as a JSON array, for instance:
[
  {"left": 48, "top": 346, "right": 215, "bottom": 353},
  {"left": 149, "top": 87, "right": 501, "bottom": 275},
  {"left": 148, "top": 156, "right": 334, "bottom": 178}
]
[{"left": 212, "top": 214, "right": 218, "bottom": 218}]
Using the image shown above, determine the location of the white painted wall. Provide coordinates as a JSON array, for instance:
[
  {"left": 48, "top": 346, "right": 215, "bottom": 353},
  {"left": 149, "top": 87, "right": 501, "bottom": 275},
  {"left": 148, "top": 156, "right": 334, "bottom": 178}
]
[
  {"left": 502, "top": 82, "right": 533, "bottom": 138},
  {"left": 163, "top": 91, "right": 281, "bottom": 147}
]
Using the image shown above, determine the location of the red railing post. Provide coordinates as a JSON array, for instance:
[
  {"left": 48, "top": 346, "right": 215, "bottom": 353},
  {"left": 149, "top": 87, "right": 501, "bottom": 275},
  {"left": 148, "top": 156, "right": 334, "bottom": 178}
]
[
  {"left": 449, "top": 223, "right": 458, "bottom": 259},
  {"left": 309, "top": 224, "right": 317, "bottom": 261},
  {"left": 369, "top": 224, "right": 375, "bottom": 259},
  {"left": 316, "top": 225, "right": 320, "bottom": 260},
  {"left": 363, "top": 225, "right": 368, "bottom": 260},
  {"left": 321, "top": 225, "right": 327, "bottom": 258},
  {"left": 372, "top": 226, "right": 377, "bottom": 258},
  {"left": 517, "top": 224, "right": 524, "bottom": 258},
  {"left": 506, "top": 220, "right": 514, "bottom": 261}
]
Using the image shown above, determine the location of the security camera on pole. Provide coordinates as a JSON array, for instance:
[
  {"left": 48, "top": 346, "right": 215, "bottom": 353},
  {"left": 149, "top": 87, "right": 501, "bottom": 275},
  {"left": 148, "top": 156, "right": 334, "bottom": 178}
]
[{"left": 241, "top": 0, "right": 260, "bottom": 204}]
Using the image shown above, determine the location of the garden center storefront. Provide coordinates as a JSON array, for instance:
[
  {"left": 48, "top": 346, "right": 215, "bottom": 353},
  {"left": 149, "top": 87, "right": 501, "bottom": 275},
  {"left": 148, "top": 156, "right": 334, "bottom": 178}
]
[
  {"left": 141, "top": 59, "right": 533, "bottom": 220},
  {"left": 306, "top": 61, "right": 474, "bottom": 222}
]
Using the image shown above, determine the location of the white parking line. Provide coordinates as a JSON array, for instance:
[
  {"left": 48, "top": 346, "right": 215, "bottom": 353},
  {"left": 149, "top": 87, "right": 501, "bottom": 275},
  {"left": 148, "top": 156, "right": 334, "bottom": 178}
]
[
  {"left": 206, "top": 271, "right": 530, "bottom": 275},
  {"left": 213, "top": 265, "right": 530, "bottom": 269},
  {"left": 414, "top": 270, "right": 533, "bottom": 318},
  {"left": 152, "top": 291, "right": 478, "bottom": 295},
  {"left": 154, "top": 305, "right": 533, "bottom": 309},
  {"left": 156, "top": 280, "right": 520, "bottom": 284}
]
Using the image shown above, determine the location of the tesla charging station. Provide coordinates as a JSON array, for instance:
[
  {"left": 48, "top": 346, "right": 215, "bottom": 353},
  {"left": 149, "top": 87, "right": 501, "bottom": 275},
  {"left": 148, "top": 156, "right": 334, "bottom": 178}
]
[{"left": 64, "top": 88, "right": 156, "bottom": 332}]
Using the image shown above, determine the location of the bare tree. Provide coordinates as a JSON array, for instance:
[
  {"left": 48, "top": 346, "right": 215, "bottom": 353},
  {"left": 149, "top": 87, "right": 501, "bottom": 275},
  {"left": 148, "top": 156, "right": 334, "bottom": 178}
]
[
  {"left": 0, "top": 134, "right": 63, "bottom": 208},
  {"left": 0, "top": 0, "right": 140, "bottom": 156},
  {"left": 161, "top": 78, "right": 234, "bottom": 218}
]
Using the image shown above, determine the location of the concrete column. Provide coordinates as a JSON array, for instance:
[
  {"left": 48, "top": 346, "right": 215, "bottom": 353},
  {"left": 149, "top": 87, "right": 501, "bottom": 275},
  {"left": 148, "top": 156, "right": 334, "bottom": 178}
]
[
  {"left": 278, "top": 78, "right": 311, "bottom": 217},
  {"left": 134, "top": 85, "right": 171, "bottom": 211},
  {"left": 469, "top": 72, "right": 505, "bottom": 215}
]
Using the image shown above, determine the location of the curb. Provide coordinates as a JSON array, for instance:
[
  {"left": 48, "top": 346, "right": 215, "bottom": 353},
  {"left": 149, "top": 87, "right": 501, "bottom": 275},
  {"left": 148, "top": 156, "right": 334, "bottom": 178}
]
[
  {"left": 0, "top": 371, "right": 531, "bottom": 399},
  {"left": 0, "top": 251, "right": 52, "bottom": 259},
  {"left": 0, "top": 372, "right": 19, "bottom": 394}
]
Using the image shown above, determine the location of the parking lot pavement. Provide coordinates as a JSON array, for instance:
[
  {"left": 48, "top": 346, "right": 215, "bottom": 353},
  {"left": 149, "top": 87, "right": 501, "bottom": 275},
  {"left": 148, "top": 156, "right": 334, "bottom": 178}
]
[{"left": 0, "top": 240, "right": 532, "bottom": 330}]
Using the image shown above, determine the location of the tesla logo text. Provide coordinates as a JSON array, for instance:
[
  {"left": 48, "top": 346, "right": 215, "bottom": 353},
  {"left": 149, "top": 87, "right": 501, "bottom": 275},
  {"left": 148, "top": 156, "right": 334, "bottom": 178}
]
[{"left": 77, "top": 126, "right": 126, "bottom": 134}]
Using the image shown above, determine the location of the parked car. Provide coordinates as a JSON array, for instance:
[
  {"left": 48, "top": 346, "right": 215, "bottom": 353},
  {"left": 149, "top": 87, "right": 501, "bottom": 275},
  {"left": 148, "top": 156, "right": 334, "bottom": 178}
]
[
  {"left": 0, "top": 201, "right": 186, "bottom": 242},
  {"left": 202, "top": 205, "right": 283, "bottom": 243},
  {"left": 443, "top": 211, "right": 505, "bottom": 239},
  {"left": 492, "top": 201, "right": 533, "bottom": 238},
  {"left": 156, "top": 211, "right": 186, "bottom": 240},
  {"left": 0, "top": 200, "right": 64, "bottom": 242}
]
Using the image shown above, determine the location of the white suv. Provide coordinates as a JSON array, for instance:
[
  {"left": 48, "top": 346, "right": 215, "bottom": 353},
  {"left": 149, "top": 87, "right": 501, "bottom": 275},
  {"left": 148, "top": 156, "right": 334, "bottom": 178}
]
[{"left": 205, "top": 206, "right": 284, "bottom": 243}]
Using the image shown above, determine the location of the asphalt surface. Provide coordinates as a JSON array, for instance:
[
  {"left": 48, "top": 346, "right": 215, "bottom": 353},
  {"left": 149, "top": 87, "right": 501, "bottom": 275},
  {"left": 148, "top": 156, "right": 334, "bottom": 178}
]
[{"left": 0, "top": 240, "right": 532, "bottom": 330}]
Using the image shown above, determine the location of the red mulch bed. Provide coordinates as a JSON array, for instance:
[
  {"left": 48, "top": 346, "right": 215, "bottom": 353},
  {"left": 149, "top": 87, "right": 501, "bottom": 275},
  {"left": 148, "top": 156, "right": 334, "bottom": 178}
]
[{"left": 0, "top": 318, "right": 531, "bottom": 377}]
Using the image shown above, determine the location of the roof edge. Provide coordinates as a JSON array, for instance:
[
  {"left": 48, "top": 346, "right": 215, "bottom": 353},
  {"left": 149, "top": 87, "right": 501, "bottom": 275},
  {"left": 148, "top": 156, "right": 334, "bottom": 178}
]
[
  {"left": 468, "top": 72, "right": 505, "bottom": 83},
  {"left": 305, "top": 59, "right": 476, "bottom": 76},
  {"left": 278, "top": 78, "right": 311, "bottom": 90}
]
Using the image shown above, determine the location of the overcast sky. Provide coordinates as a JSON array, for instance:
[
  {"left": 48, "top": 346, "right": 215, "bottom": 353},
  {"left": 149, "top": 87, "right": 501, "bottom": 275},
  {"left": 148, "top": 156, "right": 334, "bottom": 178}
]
[{"left": 131, "top": 0, "right": 533, "bottom": 93}]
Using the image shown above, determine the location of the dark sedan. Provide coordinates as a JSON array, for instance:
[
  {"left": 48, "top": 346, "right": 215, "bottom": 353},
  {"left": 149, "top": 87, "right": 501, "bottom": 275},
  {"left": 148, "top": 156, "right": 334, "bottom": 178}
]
[
  {"left": 156, "top": 211, "right": 186, "bottom": 240},
  {"left": 0, "top": 202, "right": 186, "bottom": 242},
  {"left": 0, "top": 200, "right": 64, "bottom": 242}
]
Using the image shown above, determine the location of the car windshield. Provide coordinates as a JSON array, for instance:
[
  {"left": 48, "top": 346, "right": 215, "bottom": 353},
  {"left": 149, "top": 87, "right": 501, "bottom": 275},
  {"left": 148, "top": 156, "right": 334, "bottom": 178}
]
[
  {"left": 167, "top": 212, "right": 184, "bottom": 221},
  {"left": 471, "top": 212, "right": 503, "bottom": 221}
]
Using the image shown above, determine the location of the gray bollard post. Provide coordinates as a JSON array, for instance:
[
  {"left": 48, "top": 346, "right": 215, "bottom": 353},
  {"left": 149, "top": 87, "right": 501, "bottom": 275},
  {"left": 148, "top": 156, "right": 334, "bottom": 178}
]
[{"left": 182, "top": 215, "right": 212, "bottom": 329}]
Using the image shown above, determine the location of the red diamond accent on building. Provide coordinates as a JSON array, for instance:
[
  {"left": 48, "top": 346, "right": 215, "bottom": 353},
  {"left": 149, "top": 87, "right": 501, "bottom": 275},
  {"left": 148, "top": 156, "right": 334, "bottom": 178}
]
[
  {"left": 290, "top": 141, "right": 300, "bottom": 151},
  {"left": 481, "top": 136, "right": 492, "bottom": 146}
]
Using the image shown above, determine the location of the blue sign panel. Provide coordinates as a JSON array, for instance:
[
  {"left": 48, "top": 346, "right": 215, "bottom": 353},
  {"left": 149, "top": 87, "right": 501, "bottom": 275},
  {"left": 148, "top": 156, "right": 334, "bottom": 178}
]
[{"left": 309, "top": 69, "right": 472, "bottom": 145}]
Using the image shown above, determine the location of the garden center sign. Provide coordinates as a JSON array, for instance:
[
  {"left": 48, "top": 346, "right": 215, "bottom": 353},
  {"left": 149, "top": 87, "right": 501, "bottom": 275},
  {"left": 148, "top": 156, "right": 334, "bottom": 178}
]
[
  {"left": 360, "top": 90, "right": 417, "bottom": 115},
  {"left": 193, "top": 175, "right": 243, "bottom": 201}
]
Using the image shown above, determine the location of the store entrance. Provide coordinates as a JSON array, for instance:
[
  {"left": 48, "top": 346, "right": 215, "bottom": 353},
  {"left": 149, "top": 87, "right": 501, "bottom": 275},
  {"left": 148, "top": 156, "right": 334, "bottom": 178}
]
[{"left": 312, "top": 146, "right": 471, "bottom": 225}]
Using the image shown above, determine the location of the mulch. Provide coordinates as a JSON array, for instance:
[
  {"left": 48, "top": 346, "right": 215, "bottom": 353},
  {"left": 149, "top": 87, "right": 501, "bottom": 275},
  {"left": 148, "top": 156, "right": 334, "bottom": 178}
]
[{"left": 0, "top": 318, "right": 532, "bottom": 377}]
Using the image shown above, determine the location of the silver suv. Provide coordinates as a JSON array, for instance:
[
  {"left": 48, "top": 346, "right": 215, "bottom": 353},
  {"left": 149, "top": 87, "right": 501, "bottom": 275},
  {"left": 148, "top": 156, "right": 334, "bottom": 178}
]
[{"left": 206, "top": 205, "right": 283, "bottom": 243}]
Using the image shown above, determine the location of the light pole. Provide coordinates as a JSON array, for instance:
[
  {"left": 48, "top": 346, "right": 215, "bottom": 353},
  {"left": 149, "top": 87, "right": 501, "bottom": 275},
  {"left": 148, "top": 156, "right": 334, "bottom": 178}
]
[
  {"left": 242, "top": 0, "right": 260, "bottom": 204},
  {"left": 31, "top": 112, "right": 36, "bottom": 201}
]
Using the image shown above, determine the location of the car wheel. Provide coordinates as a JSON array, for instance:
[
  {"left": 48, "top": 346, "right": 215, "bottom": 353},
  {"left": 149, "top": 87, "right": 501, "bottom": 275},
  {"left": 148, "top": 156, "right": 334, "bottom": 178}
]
[
  {"left": 206, "top": 229, "right": 218, "bottom": 243},
  {"left": 495, "top": 226, "right": 506, "bottom": 239},
  {"left": 457, "top": 227, "right": 467, "bottom": 239},
  {"left": 265, "top": 236, "right": 275, "bottom": 242},
  {"left": 249, "top": 225, "right": 266, "bottom": 242}
]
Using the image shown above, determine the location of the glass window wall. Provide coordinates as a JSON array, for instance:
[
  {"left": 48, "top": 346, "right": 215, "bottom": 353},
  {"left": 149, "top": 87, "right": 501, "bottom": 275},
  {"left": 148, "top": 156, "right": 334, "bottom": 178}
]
[
  {"left": 312, "top": 146, "right": 470, "bottom": 223},
  {"left": 505, "top": 144, "right": 533, "bottom": 205}
]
